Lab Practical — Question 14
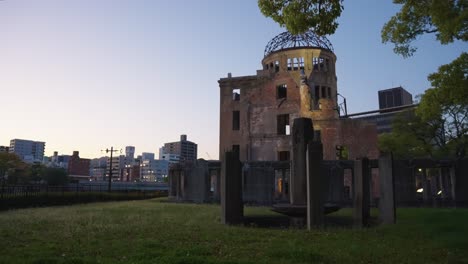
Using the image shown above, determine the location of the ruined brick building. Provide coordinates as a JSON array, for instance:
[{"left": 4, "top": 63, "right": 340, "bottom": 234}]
[{"left": 219, "top": 30, "right": 379, "bottom": 163}]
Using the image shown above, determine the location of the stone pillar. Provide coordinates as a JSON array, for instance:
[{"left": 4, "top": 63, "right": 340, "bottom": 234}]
[
  {"left": 354, "top": 158, "right": 370, "bottom": 227},
  {"left": 306, "top": 141, "right": 324, "bottom": 229},
  {"left": 168, "top": 169, "right": 178, "bottom": 199},
  {"left": 291, "top": 118, "right": 314, "bottom": 205},
  {"left": 453, "top": 159, "right": 468, "bottom": 207},
  {"left": 221, "top": 151, "right": 243, "bottom": 225},
  {"left": 378, "top": 153, "right": 395, "bottom": 224}
]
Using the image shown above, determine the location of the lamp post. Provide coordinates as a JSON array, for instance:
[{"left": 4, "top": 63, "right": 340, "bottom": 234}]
[{"left": 103, "top": 147, "right": 120, "bottom": 193}]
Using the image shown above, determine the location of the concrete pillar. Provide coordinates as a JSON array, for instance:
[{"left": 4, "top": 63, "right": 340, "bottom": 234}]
[
  {"left": 306, "top": 141, "right": 324, "bottom": 229},
  {"left": 378, "top": 153, "right": 395, "bottom": 224},
  {"left": 354, "top": 158, "right": 370, "bottom": 227},
  {"left": 191, "top": 160, "right": 210, "bottom": 203},
  {"left": 422, "top": 168, "right": 431, "bottom": 204},
  {"left": 221, "top": 151, "right": 243, "bottom": 225},
  {"left": 291, "top": 118, "right": 314, "bottom": 205},
  {"left": 168, "top": 169, "right": 178, "bottom": 199},
  {"left": 453, "top": 160, "right": 468, "bottom": 207}
]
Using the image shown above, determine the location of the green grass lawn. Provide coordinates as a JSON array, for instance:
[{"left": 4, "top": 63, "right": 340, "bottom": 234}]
[{"left": 0, "top": 199, "right": 467, "bottom": 264}]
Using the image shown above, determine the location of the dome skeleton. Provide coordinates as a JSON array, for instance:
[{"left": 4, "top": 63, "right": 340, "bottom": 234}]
[{"left": 264, "top": 30, "right": 334, "bottom": 57}]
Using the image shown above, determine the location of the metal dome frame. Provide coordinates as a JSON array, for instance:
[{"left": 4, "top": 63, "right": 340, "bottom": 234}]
[{"left": 264, "top": 30, "right": 334, "bottom": 57}]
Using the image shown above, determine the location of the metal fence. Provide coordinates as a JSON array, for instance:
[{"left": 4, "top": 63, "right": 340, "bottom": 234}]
[
  {"left": 0, "top": 183, "right": 167, "bottom": 199},
  {"left": 0, "top": 183, "right": 169, "bottom": 210}
]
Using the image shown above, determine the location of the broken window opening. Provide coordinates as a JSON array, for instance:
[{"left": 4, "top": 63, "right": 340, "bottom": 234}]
[
  {"left": 293, "top": 58, "right": 299, "bottom": 71},
  {"left": 313, "top": 57, "right": 319, "bottom": 70},
  {"left": 278, "top": 151, "right": 290, "bottom": 161},
  {"left": 287, "top": 58, "right": 292, "bottom": 71},
  {"left": 327, "top": 87, "right": 331, "bottom": 98},
  {"left": 285, "top": 125, "right": 290, "bottom": 135},
  {"left": 270, "top": 62, "right": 273, "bottom": 70},
  {"left": 232, "top": 145, "right": 240, "bottom": 159},
  {"left": 265, "top": 64, "right": 269, "bottom": 70},
  {"left": 277, "top": 84, "right": 287, "bottom": 99},
  {"left": 321, "top": 86, "right": 326, "bottom": 98},
  {"left": 314, "top": 85, "right": 320, "bottom": 110},
  {"left": 277, "top": 114, "right": 289, "bottom": 135},
  {"left": 275, "top": 61, "right": 279, "bottom": 72},
  {"left": 325, "top": 58, "right": 330, "bottom": 72},
  {"left": 232, "top": 88, "right": 240, "bottom": 101},
  {"left": 299, "top": 57, "right": 305, "bottom": 70},
  {"left": 319, "top": 57, "right": 325, "bottom": 71},
  {"left": 232, "top": 111, "right": 240, "bottom": 130}
]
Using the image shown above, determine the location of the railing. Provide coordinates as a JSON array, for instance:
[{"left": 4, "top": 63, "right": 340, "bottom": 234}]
[{"left": 0, "top": 183, "right": 168, "bottom": 210}]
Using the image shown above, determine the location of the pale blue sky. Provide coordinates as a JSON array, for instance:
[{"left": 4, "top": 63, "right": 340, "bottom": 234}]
[{"left": 0, "top": 0, "right": 466, "bottom": 159}]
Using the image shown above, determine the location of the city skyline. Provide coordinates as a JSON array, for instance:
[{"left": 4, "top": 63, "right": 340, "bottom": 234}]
[{"left": 1, "top": 0, "right": 465, "bottom": 159}]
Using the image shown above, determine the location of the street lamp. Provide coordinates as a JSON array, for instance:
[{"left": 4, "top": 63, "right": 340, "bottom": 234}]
[{"left": 102, "top": 147, "right": 121, "bottom": 192}]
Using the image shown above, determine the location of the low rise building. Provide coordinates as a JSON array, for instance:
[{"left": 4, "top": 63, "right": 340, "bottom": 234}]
[{"left": 68, "top": 151, "right": 91, "bottom": 182}]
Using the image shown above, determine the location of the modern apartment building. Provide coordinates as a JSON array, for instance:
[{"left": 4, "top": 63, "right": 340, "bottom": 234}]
[
  {"left": 9, "top": 139, "right": 45, "bottom": 163},
  {"left": 161, "top": 135, "right": 197, "bottom": 162}
]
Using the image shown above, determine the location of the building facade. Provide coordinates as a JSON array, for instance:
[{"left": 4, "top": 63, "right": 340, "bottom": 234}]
[
  {"left": 9, "top": 139, "right": 45, "bottom": 163},
  {"left": 140, "top": 159, "right": 169, "bottom": 182},
  {"left": 161, "top": 135, "right": 197, "bottom": 162},
  {"left": 68, "top": 151, "right": 91, "bottom": 181},
  {"left": 125, "top": 146, "right": 135, "bottom": 159},
  {"left": 378, "top": 86, "right": 413, "bottom": 109},
  {"left": 219, "top": 30, "right": 379, "bottom": 162},
  {"left": 0, "top": 146, "right": 9, "bottom": 153},
  {"left": 353, "top": 87, "right": 415, "bottom": 134}
]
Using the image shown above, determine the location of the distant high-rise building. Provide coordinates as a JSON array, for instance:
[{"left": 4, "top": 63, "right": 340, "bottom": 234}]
[
  {"left": 162, "top": 135, "right": 197, "bottom": 162},
  {"left": 378, "top": 86, "right": 413, "bottom": 109},
  {"left": 141, "top": 152, "right": 155, "bottom": 161},
  {"left": 125, "top": 146, "right": 135, "bottom": 159},
  {"left": 9, "top": 139, "right": 45, "bottom": 163},
  {"left": 106, "top": 155, "right": 125, "bottom": 181},
  {"left": 90, "top": 156, "right": 108, "bottom": 181},
  {"left": 140, "top": 159, "right": 169, "bottom": 182}
]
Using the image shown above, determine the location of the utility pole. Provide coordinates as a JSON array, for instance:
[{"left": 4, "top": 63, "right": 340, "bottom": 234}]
[{"left": 103, "top": 147, "right": 120, "bottom": 192}]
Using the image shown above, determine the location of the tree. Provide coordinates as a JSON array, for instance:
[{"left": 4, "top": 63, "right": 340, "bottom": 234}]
[
  {"left": 379, "top": 54, "right": 468, "bottom": 159},
  {"left": 42, "top": 168, "right": 69, "bottom": 186},
  {"left": 417, "top": 52, "right": 468, "bottom": 158},
  {"left": 0, "top": 153, "right": 31, "bottom": 184},
  {"left": 258, "top": 0, "right": 344, "bottom": 35},
  {"left": 382, "top": 0, "right": 468, "bottom": 57},
  {"left": 378, "top": 111, "right": 444, "bottom": 159}
]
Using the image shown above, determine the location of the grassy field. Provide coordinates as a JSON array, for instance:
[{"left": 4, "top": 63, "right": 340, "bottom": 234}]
[{"left": 0, "top": 199, "right": 467, "bottom": 264}]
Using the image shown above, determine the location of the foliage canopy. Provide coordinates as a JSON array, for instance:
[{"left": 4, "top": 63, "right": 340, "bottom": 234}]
[
  {"left": 258, "top": 0, "right": 344, "bottom": 35},
  {"left": 381, "top": 0, "right": 468, "bottom": 57}
]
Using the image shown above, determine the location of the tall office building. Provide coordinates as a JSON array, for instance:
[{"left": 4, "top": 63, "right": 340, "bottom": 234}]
[
  {"left": 125, "top": 146, "right": 135, "bottom": 159},
  {"left": 378, "top": 86, "right": 413, "bottom": 109},
  {"left": 141, "top": 152, "right": 155, "bottom": 161},
  {"left": 162, "top": 135, "right": 197, "bottom": 162},
  {"left": 9, "top": 139, "right": 45, "bottom": 163}
]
